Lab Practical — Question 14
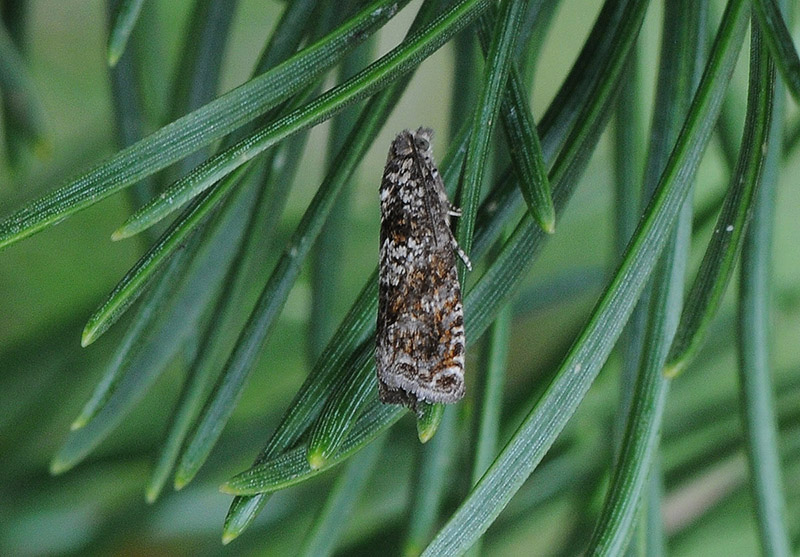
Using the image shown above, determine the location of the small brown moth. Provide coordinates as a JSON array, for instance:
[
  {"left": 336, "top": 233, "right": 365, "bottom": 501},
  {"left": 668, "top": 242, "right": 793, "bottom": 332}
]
[{"left": 376, "top": 127, "right": 471, "bottom": 413}]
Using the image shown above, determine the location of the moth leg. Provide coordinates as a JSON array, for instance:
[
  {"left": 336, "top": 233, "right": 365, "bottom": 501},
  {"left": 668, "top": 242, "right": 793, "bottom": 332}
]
[
  {"left": 443, "top": 225, "right": 472, "bottom": 271},
  {"left": 447, "top": 203, "right": 462, "bottom": 217},
  {"left": 443, "top": 201, "right": 470, "bottom": 268},
  {"left": 453, "top": 241, "right": 472, "bottom": 271}
]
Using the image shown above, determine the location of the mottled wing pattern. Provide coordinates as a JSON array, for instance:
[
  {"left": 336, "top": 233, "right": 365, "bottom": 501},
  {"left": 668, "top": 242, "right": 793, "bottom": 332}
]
[{"left": 376, "top": 127, "right": 467, "bottom": 412}]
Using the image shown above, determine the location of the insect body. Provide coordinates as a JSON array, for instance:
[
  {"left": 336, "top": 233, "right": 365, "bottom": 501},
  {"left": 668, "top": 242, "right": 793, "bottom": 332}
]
[{"left": 376, "top": 127, "right": 471, "bottom": 413}]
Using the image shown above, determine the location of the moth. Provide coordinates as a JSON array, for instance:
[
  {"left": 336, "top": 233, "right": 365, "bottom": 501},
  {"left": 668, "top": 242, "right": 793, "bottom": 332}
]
[{"left": 376, "top": 127, "right": 471, "bottom": 413}]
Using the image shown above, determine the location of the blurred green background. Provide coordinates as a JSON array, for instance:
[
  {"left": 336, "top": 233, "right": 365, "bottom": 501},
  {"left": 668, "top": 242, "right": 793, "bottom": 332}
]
[{"left": 1, "top": 0, "right": 800, "bottom": 555}]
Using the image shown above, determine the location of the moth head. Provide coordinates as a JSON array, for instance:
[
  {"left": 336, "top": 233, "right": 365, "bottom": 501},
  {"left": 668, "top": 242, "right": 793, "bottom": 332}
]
[{"left": 413, "top": 127, "right": 434, "bottom": 154}]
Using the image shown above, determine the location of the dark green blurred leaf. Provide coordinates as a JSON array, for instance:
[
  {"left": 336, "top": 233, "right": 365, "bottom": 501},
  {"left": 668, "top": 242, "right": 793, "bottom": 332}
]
[
  {"left": 751, "top": 0, "right": 800, "bottom": 103},
  {"left": 0, "top": 20, "right": 47, "bottom": 164},
  {"left": 107, "top": 0, "right": 146, "bottom": 66}
]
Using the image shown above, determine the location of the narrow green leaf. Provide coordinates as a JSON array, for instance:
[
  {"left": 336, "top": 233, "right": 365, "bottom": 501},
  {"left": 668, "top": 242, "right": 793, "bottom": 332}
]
[
  {"left": 664, "top": 14, "right": 774, "bottom": 378},
  {"left": 752, "top": 0, "right": 800, "bottom": 103},
  {"left": 586, "top": 181, "right": 690, "bottom": 557},
  {"left": 249, "top": 0, "right": 321, "bottom": 78},
  {"left": 516, "top": 0, "right": 562, "bottom": 86},
  {"left": 470, "top": 304, "right": 510, "bottom": 486},
  {"left": 114, "top": 0, "right": 492, "bottom": 238},
  {"left": 0, "top": 6, "right": 40, "bottom": 169},
  {"left": 423, "top": 0, "right": 748, "bottom": 553},
  {"left": 107, "top": 7, "right": 157, "bottom": 209},
  {"left": 476, "top": 7, "right": 554, "bottom": 234},
  {"left": 416, "top": 403, "right": 445, "bottom": 443},
  {"left": 457, "top": 0, "right": 531, "bottom": 274},
  {"left": 404, "top": 406, "right": 459, "bottom": 556},
  {"left": 500, "top": 71, "right": 554, "bottom": 233},
  {"left": 737, "top": 16, "right": 792, "bottom": 556},
  {"left": 0, "top": 0, "right": 407, "bottom": 249},
  {"left": 449, "top": 32, "right": 479, "bottom": 141},
  {"left": 642, "top": 467, "right": 666, "bottom": 556},
  {"left": 611, "top": 51, "right": 649, "bottom": 453},
  {"left": 107, "top": 0, "right": 145, "bottom": 66},
  {"left": 170, "top": 0, "right": 239, "bottom": 118},
  {"left": 297, "top": 436, "right": 386, "bottom": 557},
  {"left": 464, "top": 302, "right": 510, "bottom": 557},
  {"left": 716, "top": 95, "right": 742, "bottom": 171},
  {"left": 306, "top": 346, "right": 375, "bottom": 469},
  {"left": 220, "top": 399, "right": 402, "bottom": 495},
  {"left": 612, "top": 59, "right": 643, "bottom": 260}
]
